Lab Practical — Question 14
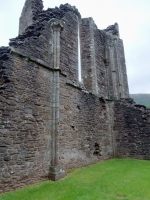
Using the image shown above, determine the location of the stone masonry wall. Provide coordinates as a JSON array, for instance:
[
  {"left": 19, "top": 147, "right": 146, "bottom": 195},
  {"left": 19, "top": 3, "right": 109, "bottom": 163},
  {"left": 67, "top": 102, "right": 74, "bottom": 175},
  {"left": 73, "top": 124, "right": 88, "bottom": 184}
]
[
  {"left": 116, "top": 39, "right": 129, "bottom": 98},
  {"left": 59, "top": 75, "right": 114, "bottom": 169},
  {"left": 19, "top": 0, "right": 43, "bottom": 34},
  {"left": 114, "top": 98, "right": 150, "bottom": 159},
  {"left": 0, "top": 47, "right": 114, "bottom": 192},
  {"left": 0, "top": 49, "right": 53, "bottom": 192},
  {"left": 10, "top": 20, "right": 54, "bottom": 68},
  {"left": 94, "top": 29, "right": 107, "bottom": 97},
  {"left": 60, "top": 12, "right": 79, "bottom": 82},
  {"left": 104, "top": 24, "right": 129, "bottom": 99},
  {"left": 106, "top": 37, "right": 120, "bottom": 99},
  {"left": 12, "top": 4, "right": 80, "bottom": 82},
  {"left": 80, "top": 18, "right": 98, "bottom": 94}
]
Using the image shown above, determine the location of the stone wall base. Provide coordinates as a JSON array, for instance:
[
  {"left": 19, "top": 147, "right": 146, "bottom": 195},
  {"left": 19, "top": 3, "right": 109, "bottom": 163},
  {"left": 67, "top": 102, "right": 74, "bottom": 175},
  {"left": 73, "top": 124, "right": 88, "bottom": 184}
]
[{"left": 49, "top": 165, "right": 66, "bottom": 181}]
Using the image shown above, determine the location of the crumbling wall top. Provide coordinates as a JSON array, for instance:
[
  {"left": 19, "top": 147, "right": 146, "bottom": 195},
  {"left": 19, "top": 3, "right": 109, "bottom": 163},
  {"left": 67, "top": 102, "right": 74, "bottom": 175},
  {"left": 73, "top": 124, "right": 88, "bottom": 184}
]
[
  {"left": 19, "top": 0, "right": 44, "bottom": 34},
  {"left": 103, "top": 23, "right": 120, "bottom": 38}
]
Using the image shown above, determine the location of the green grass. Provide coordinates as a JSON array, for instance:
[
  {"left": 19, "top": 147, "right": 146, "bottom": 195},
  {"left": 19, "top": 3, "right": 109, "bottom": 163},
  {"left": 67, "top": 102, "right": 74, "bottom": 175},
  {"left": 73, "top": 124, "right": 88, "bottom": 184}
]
[{"left": 1, "top": 159, "right": 150, "bottom": 200}]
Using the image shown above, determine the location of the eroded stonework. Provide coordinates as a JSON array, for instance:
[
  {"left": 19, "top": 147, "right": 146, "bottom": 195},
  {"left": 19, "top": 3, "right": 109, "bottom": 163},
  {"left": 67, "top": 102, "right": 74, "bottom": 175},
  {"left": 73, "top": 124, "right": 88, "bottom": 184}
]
[{"left": 0, "top": 0, "right": 149, "bottom": 193}]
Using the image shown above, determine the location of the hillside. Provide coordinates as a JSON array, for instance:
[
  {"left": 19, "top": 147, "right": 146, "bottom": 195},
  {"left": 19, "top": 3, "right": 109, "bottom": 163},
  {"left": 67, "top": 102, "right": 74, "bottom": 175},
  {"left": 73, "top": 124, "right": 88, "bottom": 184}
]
[{"left": 130, "top": 94, "right": 150, "bottom": 108}]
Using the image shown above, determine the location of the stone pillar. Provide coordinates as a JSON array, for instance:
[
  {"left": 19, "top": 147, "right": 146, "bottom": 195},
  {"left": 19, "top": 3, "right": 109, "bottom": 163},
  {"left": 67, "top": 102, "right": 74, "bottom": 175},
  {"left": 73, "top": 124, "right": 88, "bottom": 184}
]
[{"left": 49, "top": 19, "right": 66, "bottom": 181}]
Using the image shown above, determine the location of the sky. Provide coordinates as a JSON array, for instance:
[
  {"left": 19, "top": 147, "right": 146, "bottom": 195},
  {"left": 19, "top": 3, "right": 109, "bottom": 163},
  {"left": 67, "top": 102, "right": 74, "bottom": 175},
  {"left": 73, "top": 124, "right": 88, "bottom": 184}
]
[{"left": 0, "top": 0, "right": 150, "bottom": 94}]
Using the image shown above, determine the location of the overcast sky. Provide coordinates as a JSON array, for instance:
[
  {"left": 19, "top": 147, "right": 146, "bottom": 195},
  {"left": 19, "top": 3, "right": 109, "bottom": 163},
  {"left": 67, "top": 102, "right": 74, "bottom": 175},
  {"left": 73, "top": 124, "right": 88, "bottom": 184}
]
[{"left": 0, "top": 0, "right": 150, "bottom": 94}]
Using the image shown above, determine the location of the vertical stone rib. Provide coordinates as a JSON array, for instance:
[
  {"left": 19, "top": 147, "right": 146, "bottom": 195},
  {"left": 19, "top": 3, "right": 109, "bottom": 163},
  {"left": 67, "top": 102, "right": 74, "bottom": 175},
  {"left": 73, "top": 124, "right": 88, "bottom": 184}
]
[
  {"left": 49, "top": 18, "right": 66, "bottom": 181},
  {"left": 56, "top": 31, "right": 60, "bottom": 69},
  {"left": 51, "top": 72, "right": 55, "bottom": 166},
  {"left": 54, "top": 31, "right": 57, "bottom": 68},
  {"left": 55, "top": 71, "right": 59, "bottom": 165}
]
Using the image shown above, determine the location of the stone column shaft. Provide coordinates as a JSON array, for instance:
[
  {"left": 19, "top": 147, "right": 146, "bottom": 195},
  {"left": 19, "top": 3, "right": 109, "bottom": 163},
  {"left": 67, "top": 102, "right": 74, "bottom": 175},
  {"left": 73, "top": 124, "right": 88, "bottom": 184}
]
[
  {"left": 56, "top": 31, "right": 60, "bottom": 69},
  {"left": 51, "top": 71, "right": 55, "bottom": 166},
  {"left": 54, "top": 71, "right": 59, "bottom": 165},
  {"left": 49, "top": 18, "right": 66, "bottom": 181},
  {"left": 54, "top": 31, "right": 57, "bottom": 68}
]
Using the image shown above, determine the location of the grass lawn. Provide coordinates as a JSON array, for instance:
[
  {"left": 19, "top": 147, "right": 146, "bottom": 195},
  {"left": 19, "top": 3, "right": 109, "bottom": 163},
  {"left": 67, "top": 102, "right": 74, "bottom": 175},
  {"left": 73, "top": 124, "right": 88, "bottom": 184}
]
[{"left": 0, "top": 159, "right": 150, "bottom": 200}]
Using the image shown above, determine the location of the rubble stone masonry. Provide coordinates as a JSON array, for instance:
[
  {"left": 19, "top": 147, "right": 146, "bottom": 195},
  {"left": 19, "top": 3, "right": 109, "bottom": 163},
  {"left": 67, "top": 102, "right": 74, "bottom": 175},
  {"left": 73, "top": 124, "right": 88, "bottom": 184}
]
[
  {"left": 0, "top": 0, "right": 149, "bottom": 193},
  {"left": 114, "top": 99, "right": 150, "bottom": 159}
]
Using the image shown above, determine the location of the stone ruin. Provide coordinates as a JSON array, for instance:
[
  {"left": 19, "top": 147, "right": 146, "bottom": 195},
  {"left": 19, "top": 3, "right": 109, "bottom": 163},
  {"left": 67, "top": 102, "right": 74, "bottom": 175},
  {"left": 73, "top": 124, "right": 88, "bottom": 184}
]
[{"left": 0, "top": 0, "right": 150, "bottom": 193}]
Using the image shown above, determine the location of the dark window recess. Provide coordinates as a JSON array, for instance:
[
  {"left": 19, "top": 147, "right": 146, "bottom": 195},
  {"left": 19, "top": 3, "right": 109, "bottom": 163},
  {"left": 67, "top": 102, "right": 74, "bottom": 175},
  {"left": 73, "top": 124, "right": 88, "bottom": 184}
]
[{"left": 93, "top": 142, "right": 101, "bottom": 156}]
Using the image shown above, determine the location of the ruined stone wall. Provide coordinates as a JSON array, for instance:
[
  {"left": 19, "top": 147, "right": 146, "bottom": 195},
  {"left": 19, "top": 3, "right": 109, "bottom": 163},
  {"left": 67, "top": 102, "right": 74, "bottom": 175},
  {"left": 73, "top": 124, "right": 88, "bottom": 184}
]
[
  {"left": 60, "top": 12, "right": 79, "bottom": 82},
  {"left": 80, "top": 18, "right": 107, "bottom": 96},
  {"left": 80, "top": 18, "right": 96, "bottom": 92},
  {"left": 19, "top": 0, "right": 43, "bottom": 34},
  {"left": 106, "top": 38, "right": 121, "bottom": 99},
  {"left": 104, "top": 24, "right": 129, "bottom": 100},
  {"left": 114, "top": 99, "right": 150, "bottom": 159},
  {"left": 106, "top": 42, "right": 115, "bottom": 99},
  {"left": 59, "top": 75, "right": 114, "bottom": 169},
  {"left": 94, "top": 29, "right": 107, "bottom": 97},
  {"left": 116, "top": 39, "right": 129, "bottom": 98},
  {"left": 0, "top": 0, "right": 146, "bottom": 194},
  {"left": 0, "top": 46, "right": 114, "bottom": 192},
  {"left": 80, "top": 19, "right": 125, "bottom": 99},
  {"left": 0, "top": 48, "right": 53, "bottom": 192},
  {"left": 14, "top": 4, "right": 80, "bottom": 82},
  {"left": 10, "top": 19, "right": 54, "bottom": 67}
]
